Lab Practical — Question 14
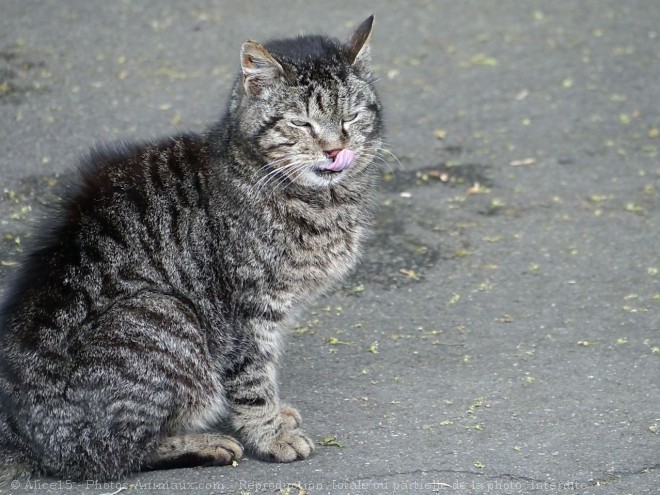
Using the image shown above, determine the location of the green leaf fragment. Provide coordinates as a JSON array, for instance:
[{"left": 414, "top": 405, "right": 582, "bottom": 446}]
[{"left": 319, "top": 436, "right": 344, "bottom": 448}]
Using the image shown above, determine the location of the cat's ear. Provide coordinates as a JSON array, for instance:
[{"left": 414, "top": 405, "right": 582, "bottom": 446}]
[
  {"left": 241, "top": 41, "right": 284, "bottom": 98},
  {"left": 345, "top": 15, "right": 374, "bottom": 75}
]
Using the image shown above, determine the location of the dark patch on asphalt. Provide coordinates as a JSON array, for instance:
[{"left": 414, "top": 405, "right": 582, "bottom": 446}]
[
  {"left": 342, "top": 163, "right": 493, "bottom": 291},
  {"left": 379, "top": 162, "right": 492, "bottom": 194},
  {"left": 0, "top": 46, "right": 49, "bottom": 104},
  {"left": 344, "top": 201, "right": 440, "bottom": 291}
]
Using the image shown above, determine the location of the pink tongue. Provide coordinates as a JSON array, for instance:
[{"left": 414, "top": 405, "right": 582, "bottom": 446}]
[{"left": 325, "top": 149, "right": 355, "bottom": 172}]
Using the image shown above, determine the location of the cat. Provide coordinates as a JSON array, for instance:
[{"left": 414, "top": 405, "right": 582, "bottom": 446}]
[{"left": 0, "top": 15, "right": 383, "bottom": 483}]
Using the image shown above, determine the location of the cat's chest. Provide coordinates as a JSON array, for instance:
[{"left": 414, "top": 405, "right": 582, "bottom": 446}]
[
  {"left": 293, "top": 222, "right": 361, "bottom": 273},
  {"left": 276, "top": 203, "right": 365, "bottom": 291}
]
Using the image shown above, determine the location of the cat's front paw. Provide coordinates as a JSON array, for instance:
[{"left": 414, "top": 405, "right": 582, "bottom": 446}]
[
  {"left": 280, "top": 404, "right": 303, "bottom": 429},
  {"left": 266, "top": 428, "right": 315, "bottom": 462}
]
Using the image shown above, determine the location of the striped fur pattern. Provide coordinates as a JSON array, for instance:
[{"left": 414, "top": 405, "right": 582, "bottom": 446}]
[{"left": 0, "top": 17, "right": 382, "bottom": 482}]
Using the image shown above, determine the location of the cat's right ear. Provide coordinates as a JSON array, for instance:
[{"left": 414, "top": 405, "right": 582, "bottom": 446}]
[{"left": 241, "top": 41, "right": 284, "bottom": 98}]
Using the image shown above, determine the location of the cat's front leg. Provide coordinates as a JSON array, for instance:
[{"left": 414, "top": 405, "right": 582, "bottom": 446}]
[{"left": 225, "top": 354, "right": 314, "bottom": 463}]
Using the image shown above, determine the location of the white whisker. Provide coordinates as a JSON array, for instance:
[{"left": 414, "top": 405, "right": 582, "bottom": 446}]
[
  {"left": 377, "top": 145, "right": 404, "bottom": 171},
  {"left": 275, "top": 161, "right": 314, "bottom": 192},
  {"left": 371, "top": 155, "right": 395, "bottom": 176},
  {"left": 251, "top": 157, "right": 299, "bottom": 196},
  {"left": 256, "top": 159, "right": 312, "bottom": 195}
]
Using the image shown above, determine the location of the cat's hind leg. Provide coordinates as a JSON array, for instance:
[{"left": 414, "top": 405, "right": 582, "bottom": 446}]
[
  {"left": 146, "top": 433, "right": 242, "bottom": 470},
  {"left": 25, "top": 293, "right": 226, "bottom": 480},
  {"left": 0, "top": 411, "right": 32, "bottom": 487}
]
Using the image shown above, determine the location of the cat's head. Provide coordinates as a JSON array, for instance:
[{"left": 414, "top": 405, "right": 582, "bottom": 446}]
[{"left": 234, "top": 16, "right": 383, "bottom": 189}]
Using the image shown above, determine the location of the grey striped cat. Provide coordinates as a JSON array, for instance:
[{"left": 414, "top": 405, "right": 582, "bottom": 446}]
[{"left": 0, "top": 16, "right": 382, "bottom": 482}]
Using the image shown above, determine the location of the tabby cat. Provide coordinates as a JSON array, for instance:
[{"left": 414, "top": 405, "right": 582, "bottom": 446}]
[{"left": 0, "top": 16, "right": 382, "bottom": 482}]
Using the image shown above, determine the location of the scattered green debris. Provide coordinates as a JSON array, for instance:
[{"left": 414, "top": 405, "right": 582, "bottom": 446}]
[
  {"left": 318, "top": 436, "right": 344, "bottom": 448},
  {"left": 368, "top": 341, "right": 379, "bottom": 354},
  {"left": 587, "top": 194, "right": 609, "bottom": 203},
  {"left": 528, "top": 262, "right": 541, "bottom": 273},
  {"left": 293, "top": 326, "right": 310, "bottom": 335},
  {"left": 326, "top": 337, "right": 351, "bottom": 346},
  {"left": 454, "top": 248, "right": 471, "bottom": 258},
  {"left": 467, "top": 397, "right": 486, "bottom": 416},
  {"left": 578, "top": 340, "right": 597, "bottom": 347},
  {"left": 624, "top": 202, "right": 644, "bottom": 213},
  {"left": 619, "top": 113, "right": 633, "bottom": 125},
  {"left": 447, "top": 293, "right": 461, "bottom": 307},
  {"left": 461, "top": 53, "right": 498, "bottom": 68},
  {"left": 489, "top": 198, "right": 506, "bottom": 213},
  {"left": 399, "top": 268, "right": 419, "bottom": 280},
  {"left": 477, "top": 279, "right": 495, "bottom": 292}
]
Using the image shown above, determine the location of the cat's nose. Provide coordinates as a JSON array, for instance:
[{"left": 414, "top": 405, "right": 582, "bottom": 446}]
[{"left": 324, "top": 149, "right": 343, "bottom": 160}]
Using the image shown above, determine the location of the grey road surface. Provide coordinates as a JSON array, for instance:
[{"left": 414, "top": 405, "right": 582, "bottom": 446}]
[{"left": 1, "top": 1, "right": 658, "bottom": 494}]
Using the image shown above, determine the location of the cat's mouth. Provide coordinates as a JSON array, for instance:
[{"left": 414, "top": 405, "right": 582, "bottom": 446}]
[
  {"left": 315, "top": 167, "right": 343, "bottom": 177},
  {"left": 315, "top": 149, "right": 356, "bottom": 177}
]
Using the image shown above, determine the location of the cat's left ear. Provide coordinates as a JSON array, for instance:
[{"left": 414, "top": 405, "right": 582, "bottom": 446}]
[
  {"left": 241, "top": 41, "right": 284, "bottom": 98},
  {"left": 345, "top": 15, "right": 374, "bottom": 77}
]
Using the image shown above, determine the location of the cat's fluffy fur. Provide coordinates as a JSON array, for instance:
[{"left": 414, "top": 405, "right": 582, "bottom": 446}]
[{"left": 0, "top": 16, "right": 382, "bottom": 482}]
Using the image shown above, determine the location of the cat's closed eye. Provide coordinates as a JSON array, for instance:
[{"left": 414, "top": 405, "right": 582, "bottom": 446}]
[{"left": 290, "top": 119, "right": 311, "bottom": 127}]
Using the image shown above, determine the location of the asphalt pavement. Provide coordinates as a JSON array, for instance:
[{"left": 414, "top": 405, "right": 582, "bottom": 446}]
[{"left": 0, "top": 1, "right": 658, "bottom": 494}]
